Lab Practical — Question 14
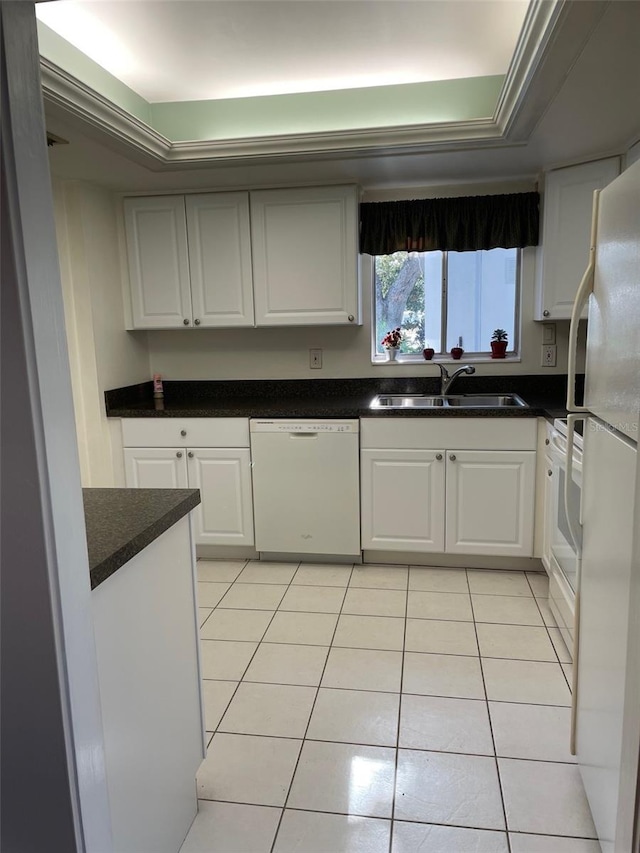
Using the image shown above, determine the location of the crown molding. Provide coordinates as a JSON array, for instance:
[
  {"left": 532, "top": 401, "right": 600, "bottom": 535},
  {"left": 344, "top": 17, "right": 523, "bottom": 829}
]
[
  {"left": 41, "top": 59, "right": 170, "bottom": 165},
  {"left": 496, "top": 0, "right": 610, "bottom": 141},
  {"left": 39, "top": 2, "right": 577, "bottom": 170}
]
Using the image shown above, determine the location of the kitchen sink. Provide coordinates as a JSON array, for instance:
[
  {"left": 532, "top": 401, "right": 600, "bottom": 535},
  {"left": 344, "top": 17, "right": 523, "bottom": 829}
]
[
  {"left": 444, "top": 394, "right": 527, "bottom": 408},
  {"left": 370, "top": 395, "right": 447, "bottom": 408},
  {"left": 370, "top": 393, "right": 527, "bottom": 409}
]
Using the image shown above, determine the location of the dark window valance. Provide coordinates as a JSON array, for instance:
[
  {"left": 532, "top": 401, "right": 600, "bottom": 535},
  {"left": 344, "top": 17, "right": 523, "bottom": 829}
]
[{"left": 360, "top": 192, "right": 539, "bottom": 255}]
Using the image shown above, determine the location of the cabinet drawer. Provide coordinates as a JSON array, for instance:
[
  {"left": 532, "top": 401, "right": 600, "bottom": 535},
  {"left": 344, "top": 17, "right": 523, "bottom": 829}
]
[
  {"left": 360, "top": 418, "right": 537, "bottom": 451},
  {"left": 121, "top": 418, "right": 250, "bottom": 448}
]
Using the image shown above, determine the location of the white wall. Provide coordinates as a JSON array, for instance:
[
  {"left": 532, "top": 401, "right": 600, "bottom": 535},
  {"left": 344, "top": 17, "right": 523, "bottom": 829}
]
[
  {"left": 54, "top": 179, "right": 150, "bottom": 485},
  {"left": 147, "top": 248, "right": 585, "bottom": 381}
]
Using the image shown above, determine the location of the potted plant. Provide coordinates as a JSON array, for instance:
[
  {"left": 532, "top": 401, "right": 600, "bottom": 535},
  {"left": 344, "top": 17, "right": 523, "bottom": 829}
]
[
  {"left": 381, "top": 327, "right": 402, "bottom": 361},
  {"left": 450, "top": 336, "right": 464, "bottom": 360},
  {"left": 490, "top": 328, "right": 509, "bottom": 359}
]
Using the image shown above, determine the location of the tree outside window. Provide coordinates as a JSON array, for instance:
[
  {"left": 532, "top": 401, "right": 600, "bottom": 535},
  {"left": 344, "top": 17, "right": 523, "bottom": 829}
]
[{"left": 374, "top": 248, "right": 519, "bottom": 357}]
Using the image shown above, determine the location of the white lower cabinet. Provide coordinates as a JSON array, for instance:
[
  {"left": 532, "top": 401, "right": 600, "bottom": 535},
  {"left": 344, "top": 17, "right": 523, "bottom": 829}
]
[
  {"left": 361, "top": 449, "right": 445, "bottom": 552},
  {"left": 124, "top": 447, "right": 189, "bottom": 489},
  {"left": 445, "top": 450, "right": 536, "bottom": 557},
  {"left": 360, "top": 418, "right": 537, "bottom": 558},
  {"left": 122, "top": 419, "right": 254, "bottom": 548},
  {"left": 186, "top": 448, "right": 253, "bottom": 546}
]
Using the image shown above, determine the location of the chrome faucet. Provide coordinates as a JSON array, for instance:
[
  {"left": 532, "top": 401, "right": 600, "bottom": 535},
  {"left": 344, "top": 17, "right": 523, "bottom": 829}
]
[{"left": 437, "top": 363, "right": 476, "bottom": 395}]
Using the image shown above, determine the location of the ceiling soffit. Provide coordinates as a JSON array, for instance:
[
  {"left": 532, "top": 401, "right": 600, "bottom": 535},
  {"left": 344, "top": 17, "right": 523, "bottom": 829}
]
[{"left": 39, "top": 0, "right": 610, "bottom": 170}]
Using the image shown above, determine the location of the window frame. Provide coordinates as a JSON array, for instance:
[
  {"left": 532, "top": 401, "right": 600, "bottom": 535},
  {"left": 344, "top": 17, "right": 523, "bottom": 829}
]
[{"left": 370, "top": 248, "right": 522, "bottom": 364}]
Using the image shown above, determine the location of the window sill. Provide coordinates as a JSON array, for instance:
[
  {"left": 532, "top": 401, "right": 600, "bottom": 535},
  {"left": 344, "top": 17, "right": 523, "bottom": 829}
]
[{"left": 372, "top": 354, "right": 522, "bottom": 366}]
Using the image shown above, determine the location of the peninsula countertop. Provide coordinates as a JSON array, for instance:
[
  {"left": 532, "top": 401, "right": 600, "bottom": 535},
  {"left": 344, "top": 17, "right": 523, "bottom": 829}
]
[{"left": 84, "top": 488, "right": 200, "bottom": 589}]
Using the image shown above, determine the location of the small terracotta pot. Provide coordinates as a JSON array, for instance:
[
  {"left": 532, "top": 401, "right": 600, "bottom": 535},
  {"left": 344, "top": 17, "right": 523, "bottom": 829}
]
[
  {"left": 450, "top": 347, "right": 464, "bottom": 360},
  {"left": 490, "top": 340, "right": 508, "bottom": 359},
  {"left": 423, "top": 348, "right": 435, "bottom": 361}
]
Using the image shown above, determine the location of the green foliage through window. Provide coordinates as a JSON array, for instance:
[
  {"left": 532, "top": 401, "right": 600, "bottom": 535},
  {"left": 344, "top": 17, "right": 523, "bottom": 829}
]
[{"left": 374, "top": 249, "right": 519, "bottom": 357}]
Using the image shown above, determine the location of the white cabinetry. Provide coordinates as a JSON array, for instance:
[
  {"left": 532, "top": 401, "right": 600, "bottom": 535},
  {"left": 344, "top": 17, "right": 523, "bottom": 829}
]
[
  {"left": 123, "top": 195, "right": 192, "bottom": 329},
  {"left": 92, "top": 516, "right": 203, "bottom": 853},
  {"left": 250, "top": 185, "right": 360, "bottom": 326},
  {"left": 122, "top": 419, "right": 254, "bottom": 547},
  {"left": 360, "top": 419, "right": 536, "bottom": 558},
  {"left": 536, "top": 157, "right": 620, "bottom": 320},
  {"left": 361, "top": 449, "right": 445, "bottom": 552},
  {"left": 445, "top": 450, "right": 536, "bottom": 556},
  {"left": 123, "top": 185, "right": 360, "bottom": 329},
  {"left": 123, "top": 193, "right": 254, "bottom": 329}
]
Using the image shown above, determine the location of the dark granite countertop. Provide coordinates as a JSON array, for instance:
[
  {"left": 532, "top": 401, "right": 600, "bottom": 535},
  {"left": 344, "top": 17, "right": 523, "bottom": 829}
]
[
  {"left": 106, "top": 376, "right": 581, "bottom": 423},
  {"left": 84, "top": 488, "right": 200, "bottom": 590}
]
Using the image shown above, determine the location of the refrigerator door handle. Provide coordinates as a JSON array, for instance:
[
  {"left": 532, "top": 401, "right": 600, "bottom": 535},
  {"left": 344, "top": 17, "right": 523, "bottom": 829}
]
[
  {"left": 567, "top": 190, "right": 600, "bottom": 413},
  {"left": 567, "top": 412, "right": 584, "bottom": 755}
]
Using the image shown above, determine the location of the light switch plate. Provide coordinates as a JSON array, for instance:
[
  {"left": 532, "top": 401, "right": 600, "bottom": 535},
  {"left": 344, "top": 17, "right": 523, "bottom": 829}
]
[{"left": 542, "top": 323, "right": 556, "bottom": 345}]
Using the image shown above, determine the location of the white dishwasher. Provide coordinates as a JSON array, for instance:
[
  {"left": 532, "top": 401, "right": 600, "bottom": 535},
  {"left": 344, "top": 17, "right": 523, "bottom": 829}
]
[{"left": 250, "top": 419, "right": 360, "bottom": 557}]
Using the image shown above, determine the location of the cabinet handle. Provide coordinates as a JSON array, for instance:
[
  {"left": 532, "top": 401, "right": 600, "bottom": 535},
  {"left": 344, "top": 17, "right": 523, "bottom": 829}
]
[
  {"left": 183, "top": 318, "right": 190, "bottom": 325},
  {"left": 181, "top": 430, "right": 187, "bottom": 436},
  {"left": 436, "top": 453, "right": 443, "bottom": 461},
  {"left": 548, "top": 469, "right": 553, "bottom": 476},
  {"left": 545, "top": 438, "right": 550, "bottom": 445},
  {"left": 188, "top": 451, "right": 194, "bottom": 458},
  {"left": 348, "top": 314, "right": 355, "bottom": 322},
  {"left": 176, "top": 451, "right": 183, "bottom": 458},
  {"left": 449, "top": 454, "right": 456, "bottom": 461},
  {"left": 543, "top": 310, "right": 550, "bottom": 317},
  {"left": 194, "top": 318, "right": 201, "bottom": 326}
]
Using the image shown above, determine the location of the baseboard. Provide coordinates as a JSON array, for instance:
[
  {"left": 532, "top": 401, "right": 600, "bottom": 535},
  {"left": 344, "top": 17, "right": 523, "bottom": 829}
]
[
  {"left": 196, "top": 545, "right": 259, "bottom": 561},
  {"left": 257, "top": 552, "right": 363, "bottom": 565},
  {"left": 363, "top": 551, "right": 545, "bottom": 571},
  {"left": 195, "top": 545, "right": 545, "bottom": 572}
]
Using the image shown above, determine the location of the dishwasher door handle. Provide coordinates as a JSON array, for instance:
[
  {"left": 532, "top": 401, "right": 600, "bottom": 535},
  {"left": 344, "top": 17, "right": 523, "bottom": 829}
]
[{"left": 289, "top": 432, "right": 318, "bottom": 438}]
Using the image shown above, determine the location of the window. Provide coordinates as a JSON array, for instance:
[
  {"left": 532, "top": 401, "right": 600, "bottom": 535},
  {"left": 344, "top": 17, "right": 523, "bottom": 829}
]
[{"left": 373, "top": 248, "right": 520, "bottom": 359}]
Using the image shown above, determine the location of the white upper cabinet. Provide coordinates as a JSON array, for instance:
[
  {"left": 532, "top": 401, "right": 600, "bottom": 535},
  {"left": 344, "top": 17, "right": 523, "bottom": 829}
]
[
  {"left": 124, "top": 192, "right": 254, "bottom": 330},
  {"left": 250, "top": 185, "right": 360, "bottom": 326},
  {"left": 124, "top": 196, "right": 192, "bottom": 329},
  {"left": 185, "top": 193, "right": 254, "bottom": 328},
  {"left": 535, "top": 157, "right": 620, "bottom": 320}
]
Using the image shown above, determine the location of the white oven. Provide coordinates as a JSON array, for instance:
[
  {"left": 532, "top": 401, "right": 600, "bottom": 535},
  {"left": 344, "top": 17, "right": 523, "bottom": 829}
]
[{"left": 546, "top": 418, "right": 583, "bottom": 655}]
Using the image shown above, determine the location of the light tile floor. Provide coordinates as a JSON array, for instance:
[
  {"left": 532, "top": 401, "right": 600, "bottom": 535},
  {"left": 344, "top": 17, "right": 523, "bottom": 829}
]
[{"left": 181, "top": 561, "right": 600, "bottom": 853}]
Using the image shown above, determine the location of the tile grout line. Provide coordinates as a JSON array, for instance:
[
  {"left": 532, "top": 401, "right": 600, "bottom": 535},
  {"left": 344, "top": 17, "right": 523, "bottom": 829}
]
[
  {"left": 207, "top": 561, "right": 302, "bottom": 757},
  {"left": 388, "top": 567, "right": 411, "bottom": 851},
  {"left": 194, "top": 794, "right": 599, "bottom": 842},
  {"left": 525, "top": 573, "right": 574, "bottom": 694},
  {"left": 267, "top": 562, "right": 355, "bottom": 853},
  {"left": 467, "top": 568, "right": 512, "bottom": 853}
]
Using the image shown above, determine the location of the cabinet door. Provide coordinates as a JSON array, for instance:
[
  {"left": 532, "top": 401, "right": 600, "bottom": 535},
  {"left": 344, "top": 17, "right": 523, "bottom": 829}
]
[
  {"left": 361, "top": 449, "right": 445, "bottom": 552},
  {"left": 186, "top": 193, "right": 255, "bottom": 328},
  {"left": 123, "top": 448, "right": 188, "bottom": 488},
  {"left": 542, "top": 454, "right": 554, "bottom": 571},
  {"left": 187, "top": 449, "right": 254, "bottom": 546},
  {"left": 250, "top": 185, "right": 359, "bottom": 326},
  {"left": 536, "top": 157, "right": 620, "bottom": 320},
  {"left": 123, "top": 196, "right": 193, "bottom": 329},
  {"left": 446, "top": 450, "right": 536, "bottom": 556}
]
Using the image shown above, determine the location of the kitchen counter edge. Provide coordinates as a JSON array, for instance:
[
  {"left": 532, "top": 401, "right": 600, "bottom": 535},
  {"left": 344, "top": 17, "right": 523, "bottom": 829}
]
[{"left": 84, "top": 488, "right": 201, "bottom": 590}]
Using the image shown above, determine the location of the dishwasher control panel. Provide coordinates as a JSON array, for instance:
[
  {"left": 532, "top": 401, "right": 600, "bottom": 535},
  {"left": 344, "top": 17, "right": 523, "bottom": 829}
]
[{"left": 250, "top": 419, "right": 359, "bottom": 433}]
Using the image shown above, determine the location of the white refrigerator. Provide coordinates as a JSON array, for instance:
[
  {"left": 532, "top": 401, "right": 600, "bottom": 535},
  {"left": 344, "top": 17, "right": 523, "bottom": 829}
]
[{"left": 567, "top": 157, "right": 640, "bottom": 853}]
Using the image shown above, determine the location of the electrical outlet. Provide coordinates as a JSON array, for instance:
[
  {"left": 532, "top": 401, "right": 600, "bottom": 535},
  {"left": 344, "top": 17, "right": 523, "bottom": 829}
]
[
  {"left": 542, "top": 323, "right": 556, "bottom": 345},
  {"left": 542, "top": 344, "right": 557, "bottom": 367},
  {"left": 309, "top": 348, "right": 322, "bottom": 369}
]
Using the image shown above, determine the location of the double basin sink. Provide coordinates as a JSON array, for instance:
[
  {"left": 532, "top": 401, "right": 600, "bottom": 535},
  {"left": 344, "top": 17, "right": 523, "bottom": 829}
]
[{"left": 370, "top": 393, "right": 527, "bottom": 409}]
